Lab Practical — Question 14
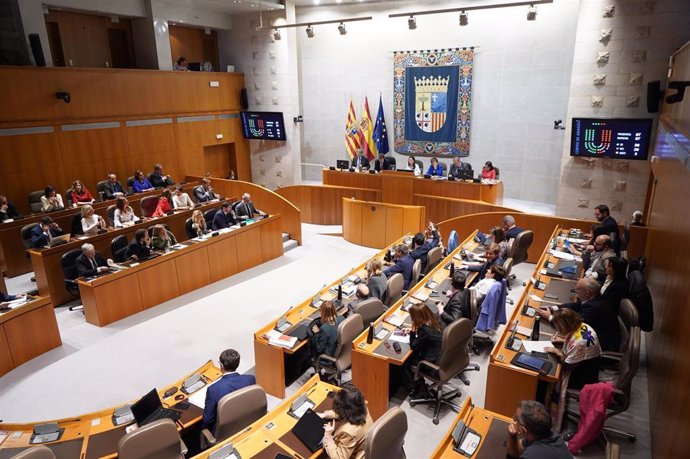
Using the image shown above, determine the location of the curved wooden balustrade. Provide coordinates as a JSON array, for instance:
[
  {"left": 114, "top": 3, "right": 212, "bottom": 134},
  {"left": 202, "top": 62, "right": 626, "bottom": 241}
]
[
  {"left": 342, "top": 198, "right": 424, "bottom": 248},
  {"left": 412, "top": 194, "right": 517, "bottom": 225},
  {"left": 187, "top": 176, "right": 302, "bottom": 244},
  {"left": 276, "top": 184, "right": 380, "bottom": 225},
  {"left": 437, "top": 211, "right": 648, "bottom": 264}
]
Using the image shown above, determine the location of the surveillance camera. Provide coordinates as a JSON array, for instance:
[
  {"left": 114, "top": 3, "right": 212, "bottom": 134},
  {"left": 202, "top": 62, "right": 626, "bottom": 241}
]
[
  {"left": 553, "top": 119, "right": 565, "bottom": 130},
  {"left": 56, "top": 91, "right": 71, "bottom": 104}
]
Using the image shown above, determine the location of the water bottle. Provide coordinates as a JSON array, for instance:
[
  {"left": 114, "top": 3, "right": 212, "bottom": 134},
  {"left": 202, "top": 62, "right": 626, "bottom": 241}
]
[
  {"left": 531, "top": 316, "right": 541, "bottom": 341},
  {"left": 449, "top": 263, "right": 455, "bottom": 277},
  {"left": 337, "top": 284, "right": 342, "bottom": 301},
  {"left": 366, "top": 323, "right": 374, "bottom": 344}
]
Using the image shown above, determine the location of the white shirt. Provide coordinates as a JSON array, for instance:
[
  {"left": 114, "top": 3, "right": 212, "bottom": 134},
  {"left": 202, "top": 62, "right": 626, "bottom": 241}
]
[
  {"left": 406, "top": 163, "right": 421, "bottom": 176},
  {"left": 81, "top": 215, "right": 104, "bottom": 235},
  {"left": 471, "top": 278, "right": 497, "bottom": 299},
  {"left": 172, "top": 192, "right": 194, "bottom": 209},
  {"left": 41, "top": 194, "right": 65, "bottom": 212},
  {"left": 114, "top": 207, "right": 140, "bottom": 227}
]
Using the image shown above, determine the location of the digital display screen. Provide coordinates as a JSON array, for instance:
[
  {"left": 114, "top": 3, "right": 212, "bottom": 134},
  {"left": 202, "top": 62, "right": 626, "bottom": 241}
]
[
  {"left": 571, "top": 118, "right": 653, "bottom": 160},
  {"left": 240, "top": 111, "right": 286, "bottom": 141}
]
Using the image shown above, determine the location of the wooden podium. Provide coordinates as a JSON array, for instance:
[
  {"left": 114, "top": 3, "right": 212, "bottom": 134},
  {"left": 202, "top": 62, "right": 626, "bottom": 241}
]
[{"left": 342, "top": 198, "right": 424, "bottom": 248}]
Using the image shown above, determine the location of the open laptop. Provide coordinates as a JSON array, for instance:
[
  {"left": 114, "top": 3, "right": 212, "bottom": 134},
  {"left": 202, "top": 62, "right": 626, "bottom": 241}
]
[
  {"left": 130, "top": 388, "right": 180, "bottom": 427},
  {"left": 48, "top": 234, "right": 71, "bottom": 247},
  {"left": 291, "top": 408, "right": 326, "bottom": 452}
]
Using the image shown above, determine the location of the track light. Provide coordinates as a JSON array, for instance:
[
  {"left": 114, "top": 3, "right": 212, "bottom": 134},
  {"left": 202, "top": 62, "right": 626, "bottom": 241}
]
[
  {"left": 338, "top": 22, "right": 347, "bottom": 35},
  {"left": 459, "top": 11, "right": 468, "bottom": 26},
  {"left": 408, "top": 15, "right": 416, "bottom": 30},
  {"left": 306, "top": 25, "right": 315, "bottom": 38},
  {"left": 527, "top": 4, "right": 537, "bottom": 20},
  {"left": 273, "top": 28, "right": 281, "bottom": 40}
]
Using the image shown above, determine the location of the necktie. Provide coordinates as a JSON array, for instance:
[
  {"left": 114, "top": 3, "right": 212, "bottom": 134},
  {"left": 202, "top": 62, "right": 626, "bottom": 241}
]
[
  {"left": 91, "top": 257, "right": 97, "bottom": 271},
  {"left": 245, "top": 203, "right": 250, "bottom": 217}
]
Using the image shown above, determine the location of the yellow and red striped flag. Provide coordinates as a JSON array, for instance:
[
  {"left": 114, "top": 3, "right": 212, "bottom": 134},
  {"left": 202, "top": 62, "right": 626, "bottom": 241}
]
[
  {"left": 345, "top": 99, "right": 361, "bottom": 160},
  {"left": 360, "top": 96, "right": 377, "bottom": 160}
]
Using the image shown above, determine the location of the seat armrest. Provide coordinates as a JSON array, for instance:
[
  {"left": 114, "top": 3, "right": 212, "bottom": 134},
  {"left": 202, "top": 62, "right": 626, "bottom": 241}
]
[
  {"left": 413, "top": 359, "right": 440, "bottom": 380},
  {"left": 601, "top": 351, "right": 623, "bottom": 362},
  {"left": 315, "top": 354, "right": 336, "bottom": 372},
  {"left": 180, "top": 438, "right": 188, "bottom": 455},
  {"left": 200, "top": 428, "right": 216, "bottom": 448}
]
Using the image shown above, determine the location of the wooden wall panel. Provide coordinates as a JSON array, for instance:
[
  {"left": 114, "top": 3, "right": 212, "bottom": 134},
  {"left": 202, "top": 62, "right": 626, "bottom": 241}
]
[
  {"left": 413, "top": 194, "right": 516, "bottom": 227},
  {"left": 124, "top": 123, "right": 181, "bottom": 179}
]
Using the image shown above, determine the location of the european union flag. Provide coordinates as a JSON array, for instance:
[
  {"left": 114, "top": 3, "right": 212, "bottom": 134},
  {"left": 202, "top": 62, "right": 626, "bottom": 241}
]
[{"left": 373, "top": 95, "right": 389, "bottom": 154}]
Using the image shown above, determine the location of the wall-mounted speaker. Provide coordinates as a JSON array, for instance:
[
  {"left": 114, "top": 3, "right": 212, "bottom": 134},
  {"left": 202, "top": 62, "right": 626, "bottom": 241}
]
[
  {"left": 28, "top": 33, "right": 46, "bottom": 67},
  {"left": 240, "top": 88, "right": 248, "bottom": 110},
  {"left": 646, "top": 80, "right": 663, "bottom": 113}
]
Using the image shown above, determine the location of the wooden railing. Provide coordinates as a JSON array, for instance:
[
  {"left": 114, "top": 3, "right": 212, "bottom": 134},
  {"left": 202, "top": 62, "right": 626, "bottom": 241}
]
[{"left": 276, "top": 185, "right": 380, "bottom": 225}]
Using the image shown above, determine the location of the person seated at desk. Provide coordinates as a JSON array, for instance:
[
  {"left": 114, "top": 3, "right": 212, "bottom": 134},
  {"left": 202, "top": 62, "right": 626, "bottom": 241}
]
[
  {"left": 481, "top": 161, "right": 497, "bottom": 180},
  {"left": 351, "top": 148, "right": 370, "bottom": 171},
  {"left": 569, "top": 235, "right": 615, "bottom": 281},
  {"left": 103, "top": 173, "right": 125, "bottom": 200},
  {"left": 0, "top": 195, "right": 21, "bottom": 221},
  {"left": 630, "top": 210, "right": 645, "bottom": 227},
  {"left": 125, "top": 228, "right": 151, "bottom": 260},
  {"left": 174, "top": 56, "right": 188, "bottom": 71},
  {"left": 191, "top": 209, "right": 209, "bottom": 236},
  {"left": 194, "top": 178, "right": 218, "bottom": 203},
  {"left": 149, "top": 163, "right": 175, "bottom": 188},
  {"left": 70, "top": 180, "right": 95, "bottom": 205},
  {"left": 347, "top": 285, "right": 369, "bottom": 313},
  {"left": 507, "top": 400, "right": 572, "bottom": 459},
  {"left": 132, "top": 170, "right": 154, "bottom": 193},
  {"left": 311, "top": 300, "right": 345, "bottom": 361},
  {"left": 202, "top": 349, "right": 256, "bottom": 434},
  {"left": 545, "top": 308, "right": 601, "bottom": 390},
  {"left": 448, "top": 156, "right": 472, "bottom": 179},
  {"left": 113, "top": 197, "right": 140, "bottom": 228},
  {"left": 410, "top": 223, "right": 440, "bottom": 272},
  {"left": 373, "top": 153, "right": 391, "bottom": 172},
  {"left": 41, "top": 186, "right": 65, "bottom": 213},
  {"left": 502, "top": 215, "right": 524, "bottom": 240},
  {"left": 80, "top": 204, "right": 107, "bottom": 235},
  {"left": 470, "top": 265, "right": 505, "bottom": 301},
  {"left": 401, "top": 303, "right": 443, "bottom": 397},
  {"left": 151, "top": 224, "right": 177, "bottom": 251},
  {"left": 30, "top": 216, "right": 64, "bottom": 248},
  {"left": 383, "top": 244, "right": 414, "bottom": 290},
  {"left": 365, "top": 258, "right": 387, "bottom": 304},
  {"left": 152, "top": 189, "right": 173, "bottom": 217},
  {"left": 76, "top": 243, "right": 109, "bottom": 277},
  {"left": 406, "top": 155, "right": 421, "bottom": 176},
  {"left": 460, "top": 242, "right": 503, "bottom": 283},
  {"left": 489, "top": 226, "right": 508, "bottom": 260},
  {"left": 213, "top": 202, "right": 237, "bottom": 230},
  {"left": 172, "top": 185, "right": 194, "bottom": 210},
  {"left": 425, "top": 156, "right": 443, "bottom": 176},
  {"left": 0, "top": 289, "right": 26, "bottom": 305},
  {"left": 536, "top": 277, "right": 620, "bottom": 352},
  {"left": 436, "top": 271, "right": 470, "bottom": 328},
  {"left": 591, "top": 204, "right": 619, "bottom": 240},
  {"left": 235, "top": 193, "right": 265, "bottom": 220},
  {"left": 318, "top": 385, "right": 373, "bottom": 459},
  {"left": 600, "top": 257, "right": 629, "bottom": 312}
]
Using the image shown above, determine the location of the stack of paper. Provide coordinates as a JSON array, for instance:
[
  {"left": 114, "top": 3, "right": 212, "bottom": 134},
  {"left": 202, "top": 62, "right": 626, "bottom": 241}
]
[
  {"left": 384, "top": 312, "right": 405, "bottom": 327},
  {"left": 267, "top": 331, "right": 298, "bottom": 349}
]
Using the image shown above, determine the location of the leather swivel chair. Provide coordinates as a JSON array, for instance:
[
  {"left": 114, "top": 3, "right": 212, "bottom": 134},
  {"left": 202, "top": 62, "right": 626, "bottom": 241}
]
[
  {"left": 200, "top": 385, "right": 267, "bottom": 449},
  {"left": 139, "top": 196, "right": 158, "bottom": 218},
  {"left": 28, "top": 190, "right": 44, "bottom": 214},
  {"left": 354, "top": 298, "right": 385, "bottom": 326},
  {"left": 315, "top": 313, "right": 364, "bottom": 386},
  {"left": 117, "top": 418, "right": 186, "bottom": 459},
  {"left": 11, "top": 445, "right": 56, "bottom": 459},
  {"left": 364, "top": 406, "right": 408, "bottom": 459},
  {"left": 422, "top": 247, "right": 442, "bottom": 276},
  {"left": 385, "top": 273, "right": 404, "bottom": 308},
  {"left": 111, "top": 235, "right": 129, "bottom": 262},
  {"left": 411, "top": 259, "right": 422, "bottom": 286}
]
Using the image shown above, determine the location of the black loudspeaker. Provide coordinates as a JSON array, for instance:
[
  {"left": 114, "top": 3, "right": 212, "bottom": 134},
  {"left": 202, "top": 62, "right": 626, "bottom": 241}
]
[
  {"left": 646, "top": 80, "right": 662, "bottom": 113},
  {"left": 240, "top": 88, "right": 248, "bottom": 110},
  {"left": 28, "top": 33, "right": 46, "bottom": 67}
]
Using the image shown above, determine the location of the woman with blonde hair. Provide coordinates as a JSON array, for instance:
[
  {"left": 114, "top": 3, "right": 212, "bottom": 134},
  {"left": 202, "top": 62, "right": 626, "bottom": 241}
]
[
  {"left": 80, "top": 204, "right": 106, "bottom": 235},
  {"left": 365, "top": 258, "right": 387, "bottom": 303},
  {"left": 150, "top": 224, "right": 177, "bottom": 250},
  {"left": 191, "top": 209, "right": 208, "bottom": 236}
]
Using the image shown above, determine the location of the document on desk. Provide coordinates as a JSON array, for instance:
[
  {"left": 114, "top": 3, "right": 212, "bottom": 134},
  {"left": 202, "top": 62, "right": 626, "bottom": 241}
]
[
  {"left": 383, "top": 312, "right": 405, "bottom": 328},
  {"left": 521, "top": 341, "right": 552, "bottom": 353},
  {"left": 387, "top": 331, "right": 410, "bottom": 344},
  {"left": 188, "top": 384, "right": 210, "bottom": 409},
  {"left": 528, "top": 293, "right": 560, "bottom": 305},
  {"left": 550, "top": 249, "right": 576, "bottom": 261}
]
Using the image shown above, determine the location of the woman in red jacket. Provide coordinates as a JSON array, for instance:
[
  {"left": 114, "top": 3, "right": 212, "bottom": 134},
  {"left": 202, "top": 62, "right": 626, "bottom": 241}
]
[
  {"left": 152, "top": 189, "right": 173, "bottom": 217},
  {"left": 481, "top": 161, "right": 496, "bottom": 180},
  {"left": 70, "top": 180, "right": 95, "bottom": 205}
]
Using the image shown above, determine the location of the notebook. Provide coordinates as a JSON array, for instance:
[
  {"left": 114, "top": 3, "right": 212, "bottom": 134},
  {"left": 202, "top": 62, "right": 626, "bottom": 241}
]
[{"left": 291, "top": 408, "right": 326, "bottom": 453}]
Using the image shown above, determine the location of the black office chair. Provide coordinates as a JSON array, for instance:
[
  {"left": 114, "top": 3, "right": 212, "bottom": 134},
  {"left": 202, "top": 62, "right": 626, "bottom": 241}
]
[
  {"left": 96, "top": 180, "right": 109, "bottom": 201},
  {"left": 439, "top": 162, "right": 448, "bottom": 175},
  {"left": 384, "top": 156, "right": 397, "bottom": 170},
  {"left": 111, "top": 235, "right": 128, "bottom": 262},
  {"left": 415, "top": 159, "right": 423, "bottom": 173},
  {"left": 61, "top": 249, "right": 82, "bottom": 299},
  {"left": 106, "top": 205, "right": 117, "bottom": 227},
  {"left": 28, "top": 190, "right": 44, "bottom": 214},
  {"left": 21, "top": 223, "right": 36, "bottom": 249},
  {"left": 70, "top": 213, "right": 84, "bottom": 237},
  {"left": 65, "top": 188, "right": 74, "bottom": 207},
  {"left": 620, "top": 221, "right": 630, "bottom": 260},
  {"left": 493, "top": 166, "right": 500, "bottom": 179},
  {"left": 204, "top": 208, "right": 217, "bottom": 227},
  {"left": 184, "top": 218, "right": 196, "bottom": 239},
  {"left": 610, "top": 231, "right": 621, "bottom": 256},
  {"left": 126, "top": 176, "right": 135, "bottom": 195}
]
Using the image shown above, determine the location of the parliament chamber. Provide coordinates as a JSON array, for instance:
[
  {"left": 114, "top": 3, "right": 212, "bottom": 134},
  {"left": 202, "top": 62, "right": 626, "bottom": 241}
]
[{"left": 0, "top": 1, "right": 689, "bottom": 458}]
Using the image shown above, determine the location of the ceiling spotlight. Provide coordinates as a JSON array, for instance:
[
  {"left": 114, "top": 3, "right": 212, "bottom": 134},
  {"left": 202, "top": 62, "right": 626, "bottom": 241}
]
[
  {"left": 459, "top": 11, "right": 468, "bottom": 26},
  {"left": 338, "top": 22, "right": 347, "bottom": 35},
  {"left": 273, "top": 28, "right": 281, "bottom": 40},
  {"left": 306, "top": 25, "right": 315, "bottom": 38},
  {"left": 527, "top": 4, "right": 537, "bottom": 20},
  {"left": 408, "top": 15, "right": 416, "bottom": 30}
]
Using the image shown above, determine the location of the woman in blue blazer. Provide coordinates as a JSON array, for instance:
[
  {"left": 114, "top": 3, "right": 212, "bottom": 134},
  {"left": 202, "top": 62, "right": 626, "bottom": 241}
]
[{"left": 425, "top": 157, "right": 443, "bottom": 176}]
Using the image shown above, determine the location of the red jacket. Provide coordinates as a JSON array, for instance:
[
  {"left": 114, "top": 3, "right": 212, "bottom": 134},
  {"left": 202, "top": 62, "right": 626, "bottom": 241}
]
[
  {"left": 568, "top": 381, "right": 614, "bottom": 454},
  {"left": 152, "top": 197, "right": 173, "bottom": 217}
]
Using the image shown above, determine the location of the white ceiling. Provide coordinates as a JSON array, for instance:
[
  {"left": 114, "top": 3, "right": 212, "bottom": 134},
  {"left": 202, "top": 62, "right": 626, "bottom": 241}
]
[{"left": 160, "top": 0, "right": 284, "bottom": 14}]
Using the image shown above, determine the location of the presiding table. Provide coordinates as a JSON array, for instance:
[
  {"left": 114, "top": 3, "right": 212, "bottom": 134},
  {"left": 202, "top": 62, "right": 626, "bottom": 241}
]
[
  {"left": 0, "top": 296, "right": 61, "bottom": 378},
  {"left": 78, "top": 214, "right": 284, "bottom": 327},
  {"left": 323, "top": 169, "right": 503, "bottom": 205}
]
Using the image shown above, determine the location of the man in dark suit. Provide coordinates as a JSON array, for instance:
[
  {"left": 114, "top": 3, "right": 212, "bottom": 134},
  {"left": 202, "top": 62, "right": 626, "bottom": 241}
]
[
  {"left": 502, "top": 215, "right": 525, "bottom": 240},
  {"left": 448, "top": 156, "right": 472, "bottom": 178},
  {"left": 235, "top": 193, "right": 264, "bottom": 220},
  {"left": 76, "top": 243, "right": 109, "bottom": 277},
  {"left": 30, "top": 216, "right": 64, "bottom": 248},
  {"left": 149, "top": 163, "right": 175, "bottom": 188},
  {"left": 591, "top": 204, "right": 619, "bottom": 239},
  {"left": 373, "top": 153, "right": 393, "bottom": 172},
  {"left": 351, "top": 148, "right": 370, "bottom": 170},
  {"left": 462, "top": 243, "right": 503, "bottom": 283},
  {"left": 0, "top": 195, "right": 22, "bottom": 221},
  {"left": 213, "top": 202, "right": 237, "bottom": 230},
  {"left": 125, "top": 228, "right": 151, "bottom": 260},
  {"left": 103, "top": 173, "right": 125, "bottom": 200},
  {"left": 536, "top": 277, "right": 620, "bottom": 352},
  {"left": 202, "top": 349, "right": 255, "bottom": 433},
  {"left": 436, "top": 271, "right": 471, "bottom": 328},
  {"left": 383, "top": 244, "right": 415, "bottom": 290},
  {"left": 410, "top": 225, "right": 440, "bottom": 272},
  {"left": 194, "top": 178, "right": 217, "bottom": 203}
]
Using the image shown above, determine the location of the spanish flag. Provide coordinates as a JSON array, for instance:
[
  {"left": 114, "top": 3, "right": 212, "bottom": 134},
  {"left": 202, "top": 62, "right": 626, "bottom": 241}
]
[
  {"left": 360, "top": 96, "right": 377, "bottom": 160},
  {"left": 345, "top": 99, "right": 361, "bottom": 160}
]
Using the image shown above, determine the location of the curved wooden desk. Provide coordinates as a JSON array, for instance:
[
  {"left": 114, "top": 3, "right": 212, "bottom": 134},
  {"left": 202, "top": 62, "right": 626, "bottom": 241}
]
[
  {"left": 342, "top": 198, "right": 425, "bottom": 249},
  {"left": 0, "top": 296, "right": 60, "bottom": 378},
  {"left": 77, "top": 214, "right": 283, "bottom": 327},
  {"left": 0, "top": 361, "right": 222, "bottom": 458}
]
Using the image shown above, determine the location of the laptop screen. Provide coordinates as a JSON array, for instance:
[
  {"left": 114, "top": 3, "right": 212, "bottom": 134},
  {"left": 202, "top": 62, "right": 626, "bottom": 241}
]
[{"left": 131, "top": 388, "right": 162, "bottom": 425}]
